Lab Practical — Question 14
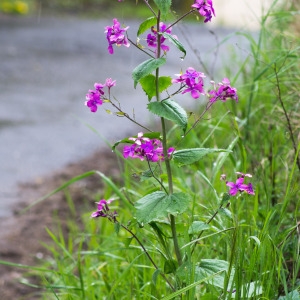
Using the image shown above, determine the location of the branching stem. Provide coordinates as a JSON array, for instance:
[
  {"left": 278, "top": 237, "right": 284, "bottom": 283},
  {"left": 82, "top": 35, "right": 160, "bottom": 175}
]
[{"left": 120, "top": 223, "right": 175, "bottom": 291}]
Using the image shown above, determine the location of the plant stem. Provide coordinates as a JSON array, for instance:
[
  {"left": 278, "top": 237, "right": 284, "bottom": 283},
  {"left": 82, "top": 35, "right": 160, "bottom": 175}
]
[
  {"left": 191, "top": 204, "right": 223, "bottom": 255},
  {"left": 108, "top": 100, "right": 153, "bottom": 132},
  {"left": 147, "top": 160, "right": 168, "bottom": 194},
  {"left": 274, "top": 63, "right": 300, "bottom": 172},
  {"left": 120, "top": 223, "right": 175, "bottom": 291},
  {"left": 156, "top": 11, "right": 182, "bottom": 266}
]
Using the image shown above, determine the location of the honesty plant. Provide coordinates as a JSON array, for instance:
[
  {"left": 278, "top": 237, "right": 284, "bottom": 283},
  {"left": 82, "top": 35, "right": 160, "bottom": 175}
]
[{"left": 84, "top": 0, "right": 255, "bottom": 297}]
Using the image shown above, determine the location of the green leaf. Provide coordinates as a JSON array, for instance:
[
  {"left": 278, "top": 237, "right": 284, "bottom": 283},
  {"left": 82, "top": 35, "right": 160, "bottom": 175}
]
[
  {"left": 278, "top": 290, "right": 300, "bottom": 300},
  {"left": 153, "top": 0, "right": 171, "bottom": 16},
  {"left": 132, "top": 58, "right": 166, "bottom": 88},
  {"left": 164, "top": 259, "right": 177, "bottom": 274},
  {"left": 220, "top": 192, "right": 231, "bottom": 206},
  {"left": 161, "top": 32, "right": 186, "bottom": 59},
  {"left": 140, "top": 75, "right": 172, "bottom": 100},
  {"left": 135, "top": 191, "right": 191, "bottom": 224},
  {"left": 152, "top": 269, "right": 161, "bottom": 286},
  {"left": 112, "top": 132, "right": 161, "bottom": 151},
  {"left": 188, "top": 221, "right": 210, "bottom": 235},
  {"left": 158, "top": 76, "right": 172, "bottom": 93},
  {"left": 137, "top": 17, "right": 157, "bottom": 36},
  {"left": 195, "top": 259, "right": 233, "bottom": 289},
  {"left": 148, "top": 99, "right": 188, "bottom": 132},
  {"left": 173, "top": 148, "right": 231, "bottom": 167}
]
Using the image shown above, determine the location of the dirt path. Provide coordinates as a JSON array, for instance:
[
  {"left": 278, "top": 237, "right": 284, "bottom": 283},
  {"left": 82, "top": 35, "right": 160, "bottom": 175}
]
[{"left": 0, "top": 149, "right": 120, "bottom": 299}]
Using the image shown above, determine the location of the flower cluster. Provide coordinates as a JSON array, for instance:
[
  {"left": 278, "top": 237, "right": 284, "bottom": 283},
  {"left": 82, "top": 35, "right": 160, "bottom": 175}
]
[
  {"left": 123, "top": 132, "right": 174, "bottom": 162},
  {"left": 209, "top": 78, "right": 238, "bottom": 103},
  {"left": 85, "top": 78, "right": 116, "bottom": 112},
  {"left": 224, "top": 172, "right": 255, "bottom": 196},
  {"left": 91, "top": 199, "right": 117, "bottom": 221},
  {"left": 172, "top": 67, "right": 206, "bottom": 99},
  {"left": 192, "top": 0, "right": 215, "bottom": 23},
  {"left": 146, "top": 22, "right": 173, "bottom": 53},
  {"left": 105, "top": 18, "right": 130, "bottom": 54}
]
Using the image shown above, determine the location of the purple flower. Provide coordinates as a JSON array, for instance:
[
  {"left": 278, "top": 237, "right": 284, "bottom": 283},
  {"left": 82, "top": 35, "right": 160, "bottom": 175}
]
[
  {"left": 226, "top": 177, "right": 248, "bottom": 196},
  {"left": 85, "top": 89, "right": 103, "bottom": 113},
  {"left": 146, "top": 22, "right": 174, "bottom": 53},
  {"left": 225, "top": 172, "right": 255, "bottom": 196},
  {"left": 123, "top": 132, "right": 174, "bottom": 162},
  {"left": 85, "top": 79, "right": 116, "bottom": 112},
  {"left": 91, "top": 199, "right": 118, "bottom": 221},
  {"left": 105, "top": 19, "right": 130, "bottom": 54},
  {"left": 172, "top": 67, "right": 206, "bottom": 99},
  {"left": 192, "top": 0, "right": 215, "bottom": 23},
  {"left": 244, "top": 183, "right": 255, "bottom": 195},
  {"left": 209, "top": 78, "right": 238, "bottom": 103}
]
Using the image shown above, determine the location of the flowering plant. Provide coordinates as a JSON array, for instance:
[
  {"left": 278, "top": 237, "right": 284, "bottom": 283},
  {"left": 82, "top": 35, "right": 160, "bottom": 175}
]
[{"left": 85, "top": 0, "right": 255, "bottom": 297}]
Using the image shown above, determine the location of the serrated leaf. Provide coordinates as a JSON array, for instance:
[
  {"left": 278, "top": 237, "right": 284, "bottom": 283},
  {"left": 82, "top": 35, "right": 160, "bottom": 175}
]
[
  {"left": 153, "top": 0, "right": 172, "bottom": 16},
  {"left": 158, "top": 76, "right": 172, "bottom": 92},
  {"left": 112, "top": 132, "right": 161, "bottom": 151},
  {"left": 140, "top": 74, "right": 156, "bottom": 100},
  {"left": 140, "top": 75, "right": 172, "bottom": 100},
  {"left": 132, "top": 58, "right": 166, "bottom": 88},
  {"left": 161, "top": 32, "right": 186, "bottom": 59},
  {"left": 148, "top": 99, "right": 188, "bottom": 132},
  {"left": 173, "top": 148, "right": 231, "bottom": 167},
  {"left": 195, "top": 259, "right": 233, "bottom": 289},
  {"left": 137, "top": 17, "right": 157, "bottom": 36},
  {"left": 188, "top": 221, "right": 210, "bottom": 235},
  {"left": 135, "top": 191, "right": 190, "bottom": 224}
]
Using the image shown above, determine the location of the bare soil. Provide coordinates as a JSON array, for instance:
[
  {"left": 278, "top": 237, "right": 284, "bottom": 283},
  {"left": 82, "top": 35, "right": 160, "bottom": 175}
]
[{"left": 0, "top": 149, "right": 121, "bottom": 299}]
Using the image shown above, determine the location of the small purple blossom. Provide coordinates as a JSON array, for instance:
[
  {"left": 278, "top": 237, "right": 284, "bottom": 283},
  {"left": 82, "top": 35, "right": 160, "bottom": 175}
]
[
  {"left": 85, "top": 79, "right": 116, "bottom": 112},
  {"left": 123, "top": 132, "right": 174, "bottom": 162},
  {"left": 91, "top": 199, "right": 118, "bottom": 221},
  {"left": 192, "top": 0, "right": 215, "bottom": 23},
  {"left": 209, "top": 78, "right": 238, "bottom": 103},
  {"left": 105, "top": 18, "right": 130, "bottom": 54},
  {"left": 85, "top": 89, "right": 104, "bottom": 113},
  {"left": 225, "top": 172, "right": 255, "bottom": 196},
  {"left": 172, "top": 67, "right": 206, "bottom": 99},
  {"left": 146, "top": 22, "right": 174, "bottom": 53}
]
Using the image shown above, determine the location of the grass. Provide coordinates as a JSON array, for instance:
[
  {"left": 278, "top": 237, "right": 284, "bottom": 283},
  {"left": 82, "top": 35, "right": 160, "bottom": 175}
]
[{"left": 4, "top": 0, "right": 300, "bottom": 299}]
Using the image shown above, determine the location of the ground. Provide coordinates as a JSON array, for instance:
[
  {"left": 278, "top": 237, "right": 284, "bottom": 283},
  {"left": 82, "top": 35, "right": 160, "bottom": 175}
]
[{"left": 0, "top": 149, "right": 121, "bottom": 299}]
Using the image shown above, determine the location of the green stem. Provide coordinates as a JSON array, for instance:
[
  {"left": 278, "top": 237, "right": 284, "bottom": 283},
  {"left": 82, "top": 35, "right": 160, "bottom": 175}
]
[
  {"left": 155, "top": 11, "right": 182, "bottom": 266},
  {"left": 191, "top": 204, "right": 223, "bottom": 255},
  {"left": 120, "top": 223, "right": 175, "bottom": 291}
]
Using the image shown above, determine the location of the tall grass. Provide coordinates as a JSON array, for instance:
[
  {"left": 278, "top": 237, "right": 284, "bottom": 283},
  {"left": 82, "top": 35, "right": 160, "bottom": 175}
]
[{"left": 6, "top": 1, "right": 300, "bottom": 299}]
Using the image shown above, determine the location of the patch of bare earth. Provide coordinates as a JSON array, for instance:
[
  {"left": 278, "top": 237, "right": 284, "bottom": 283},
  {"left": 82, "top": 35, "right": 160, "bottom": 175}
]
[{"left": 0, "top": 149, "right": 121, "bottom": 299}]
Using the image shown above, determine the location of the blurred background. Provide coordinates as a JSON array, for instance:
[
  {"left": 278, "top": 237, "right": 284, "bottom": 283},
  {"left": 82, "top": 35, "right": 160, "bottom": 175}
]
[{"left": 0, "top": 0, "right": 279, "bottom": 216}]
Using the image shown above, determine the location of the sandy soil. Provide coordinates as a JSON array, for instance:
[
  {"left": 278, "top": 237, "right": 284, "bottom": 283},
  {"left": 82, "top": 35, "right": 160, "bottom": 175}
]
[{"left": 0, "top": 149, "right": 121, "bottom": 299}]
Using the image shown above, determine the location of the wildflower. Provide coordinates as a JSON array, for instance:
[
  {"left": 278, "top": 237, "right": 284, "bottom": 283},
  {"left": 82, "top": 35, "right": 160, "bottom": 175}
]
[
  {"left": 244, "top": 183, "right": 255, "bottom": 195},
  {"left": 91, "top": 199, "right": 118, "bottom": 221},
  {"left": 123, "top": 133, "right": 174, "bottom": 162},
  {"left": 85, "top": 87, "right": 104, "bottom": 112},
  {"left": 146, "top": 22, "right": 173, "bottom": 53},
  {"left": 172, "top": 67, "right": 206, "bottom": 99},
  {"left": 105, "top": 18, "right": 130, "bottom": 54},
  {"left": 209, "top": 78, "right": 238, "bottom": 103},
  {"left": 85, "top": 79, "right": 116, "bottom": 112},
  {"left": 91, "top": 200, "right": 109, "bottom": 218},
  {"left": 225, "top": 172, "right": 255, "bottom": 196},
  {"left": 105, "top": 78, "right": 116, "bottom": 91},
  {"left": 192, "top": 0, "right": 215, "bottom": 23}
]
